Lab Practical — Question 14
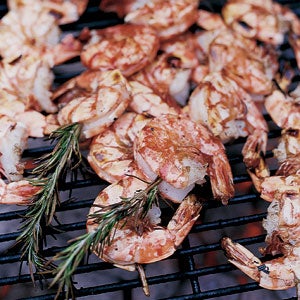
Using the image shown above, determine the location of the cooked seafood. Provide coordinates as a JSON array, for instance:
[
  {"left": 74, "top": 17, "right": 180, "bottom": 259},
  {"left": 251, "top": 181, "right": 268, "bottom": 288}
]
[
  {"left": 87, "top": 177, "right": 202, "bottom": 270},
  {"left": 0, "top": 179, "right": 41, "bottom": 205},
  {"left": 265, "top": 89, "right": 300, "bottom": 130},
  {"left": 0, "top": 1, "right": 60, "bottom": 61},
  {"left": 8, "top": 0, "right": 88, "bottom": 25},
  {"left": 124, "top": 0, "right": 199, "bottom": 40},
  {"left": 128, "top": 81, "right": 181, "bottom": 116},
  {"left": 134, "top": 114, "right": 234, "bottom": 204},
  {"left": 80, "top": 24, "right": 159, "bottom": 77},
  {"left": 222, "top": 237, "right": 300, "bottom": 292},
  {"left": 57, "top": 69, "right": 132, "bottom": 139},
  {"left": 88, "top": 112, "right": 150, "bottom": 183},
  {"left": 188, "top": 71, "right": 268, "bottom": 170},
  {"left": 196, "top": 9, "right": 227, "bottom": 31},
  {"left": 265, "top": 89, "right": 300, "bottom": 175},
  {"left": 131, "top": 53, "right": 192, "bottom": 106},
  {"left": 222, "top": 0, "right": 286, "bottom": 45},
  {"left": 222, "top": 173, "right": 300, "bottom": 292},
  {"left": 0, "top": 115, "right": 28, "bottom": 182},
  {"left": 0, "top": 54, "right": 57, "bottom": 114},
  {"left": 208, "top": 29, "right": 278, "bottom": 95}
]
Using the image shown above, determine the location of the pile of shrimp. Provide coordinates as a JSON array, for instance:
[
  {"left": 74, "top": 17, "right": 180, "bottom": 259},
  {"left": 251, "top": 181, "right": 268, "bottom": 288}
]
[{"left": 0, "top": 0, "right": 300, "bottom": 296}]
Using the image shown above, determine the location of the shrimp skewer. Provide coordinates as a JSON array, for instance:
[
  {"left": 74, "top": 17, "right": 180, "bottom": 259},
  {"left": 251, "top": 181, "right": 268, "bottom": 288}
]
[{"left": 87, "top": 177, "right": 202, "bottom": 269}]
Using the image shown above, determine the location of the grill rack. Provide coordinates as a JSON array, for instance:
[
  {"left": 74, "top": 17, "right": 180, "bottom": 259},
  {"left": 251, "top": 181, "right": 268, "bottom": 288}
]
[{"left": 0, "top": 1, "right": 299, "bottom": 299}]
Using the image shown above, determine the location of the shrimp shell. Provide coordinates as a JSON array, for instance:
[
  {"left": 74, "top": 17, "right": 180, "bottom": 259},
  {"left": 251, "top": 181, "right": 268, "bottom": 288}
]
[
  {"left": 57, "top": 70, "right": 132, "bottom": 139},
  {"left": 80, "top": 24, "right": 159, "bottom": 77},
  {"left": 134, "top": 114, "right": 234, "bottom": 204}
]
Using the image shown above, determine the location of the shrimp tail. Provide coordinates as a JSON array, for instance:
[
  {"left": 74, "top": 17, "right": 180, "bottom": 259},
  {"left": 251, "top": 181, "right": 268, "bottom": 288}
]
[
  {"left": 168, "top": 194, "right": 202, "bottom": 247},
  {"left": 242, "top": 129, "right": 268, "bottom": 170},
  {"left": 208, "top": 155, "right": 234, "bottom": 205}
]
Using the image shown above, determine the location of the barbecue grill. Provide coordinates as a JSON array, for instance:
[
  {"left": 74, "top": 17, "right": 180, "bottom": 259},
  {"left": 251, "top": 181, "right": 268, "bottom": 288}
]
[{"left": 0, "top": 0, "right": 299, "bottom": 299}]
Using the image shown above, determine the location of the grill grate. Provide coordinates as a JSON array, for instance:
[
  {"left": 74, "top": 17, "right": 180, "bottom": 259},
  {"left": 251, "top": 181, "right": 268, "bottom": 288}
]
[{"left": 0, "top": 1, "right": 299, "bottom": 299}]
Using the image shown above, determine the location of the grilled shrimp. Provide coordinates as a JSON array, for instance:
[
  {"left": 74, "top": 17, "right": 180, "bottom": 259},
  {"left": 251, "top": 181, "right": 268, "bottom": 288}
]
[
  {"left": 131, "top": 53, "right": 192, "bottom": 107},
  {"left": 0, "top": 179, "right": 41, "bottom": 205},
  {"left": 0, "top": 115, "right": 28, "bottom": 182},
  {"left": 57, "top": 69, "right": 132, "bottom": 139},
  {"left": 87, "top": 177, "right": 202, "bottom": 270},
  {"left": 0, "top": 54, "right": 57, "bottom": 114},
  {"left": 134, "top": 114, "right": 234, "bottom": 204},
  {"left": 265, "top": 88, "right": 300, "bottom": 175},
  {"left": 265, "top": 89, "right": 300, "bottom": 130},
  {"left": 8, "top": 0, "right": 88, "bottom": 25},
  {"left": 188, "top": 71, "right": 268, "bottom": 169},
  {"left": 80, "top": 24, "right": 159, "bottom": 77},
  {"left": 128, "top": 81, "right": 181, "bottom": 117},
  {"left": 222, "top": 237, "right": 300, "bottom": 292},
  {"left": 0, "top": 2, "right": 60, "bottom": 61},
  {"left": 124, "top": 0, "right": 199, "bottom": 41},
  {"left": 222, "top": 174, "right": 300, "bottom": 292},
  {"left": 208, "top": 29, "right": 278, "bottom": 95},
  {"left": 196, "top": 9, "right": 227, "bottom": 31},
  {"left": 88, "top": 112, "right": 150, "bottom": 183},
  {"left": 222, "top": 0, "right": 286, "bottom": 45}
]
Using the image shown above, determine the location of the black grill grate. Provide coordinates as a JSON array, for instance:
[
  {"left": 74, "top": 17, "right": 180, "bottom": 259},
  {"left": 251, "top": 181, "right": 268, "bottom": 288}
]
[{"left": 0, "top": 0, "right": 299, "bottom": 299}]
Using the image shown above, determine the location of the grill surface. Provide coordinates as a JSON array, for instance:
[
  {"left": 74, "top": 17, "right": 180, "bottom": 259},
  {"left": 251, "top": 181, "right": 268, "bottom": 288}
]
[{"left": 0, "top": 0, "right": 299, "bottom": 299}]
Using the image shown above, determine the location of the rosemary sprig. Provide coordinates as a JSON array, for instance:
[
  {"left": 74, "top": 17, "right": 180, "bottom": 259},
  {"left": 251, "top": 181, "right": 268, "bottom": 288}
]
[
  {"left": 50, "top": 177, "right": 162, "bottom": 299},
  {"left": 16, "top": 123, "right": 82, "bottom": 279}
]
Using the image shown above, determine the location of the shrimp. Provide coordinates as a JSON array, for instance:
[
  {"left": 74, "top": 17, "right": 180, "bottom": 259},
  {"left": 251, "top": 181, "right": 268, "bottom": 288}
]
[
  {"left": 57, "top": 69, "right": 132, "bottom": 139},
  {"left": 221, "top": 237, "right": 300, "bottom": 292},
  {"left": 188, "top": 71, "right": 268, "bottom": 170},
  {"left": 208, "top": 29, "right": 278, "bottom": 95},
  {"left": 88, "top": 112, "right": 150, "bottom": 183},
  {"left": 0, "top": 115, "right": 28, "bottom": 182},
  {"left": 265, "top": 89, "right": 300, "bottom": 130},
  {"left": 222, "top": 0, "right": 287, "bottom": 45},
  {"left": 0, "top": 2, "right": 60, "bottom": 62},
  {"left": 265, "top": 88, "right": 300, "bottom": 175},
  {"left": 131, "top": 53, "right": 192, "bottom": 107},
  {"left": 222, "top": 174, "right": 300, "bottom": 292},
  {"left": 8, "top": 0, "right": 88, "bottom": 25},
  {"left": 87, "top": 177, "right": 202, "bottom": 270},
  {"left": 80, "top": 24, "right": 159, "bottom": 77},
  {"left": 124, "top": 0, "right": 199, "bottom": 41},
  {"left": 134, "top": 114, "right": 234, "bottom": 204},
  {"left": 0, "top": 54, "right": 57, "bottom": 114},
  {"left": 128, "top": 81, "right": 181, "bottom": 117},
  {"left": 0, "top": 179, "right": 41, "bottom": 205},
  {"left": 196, "top": 9, "right": 227, "bottom": 31}
]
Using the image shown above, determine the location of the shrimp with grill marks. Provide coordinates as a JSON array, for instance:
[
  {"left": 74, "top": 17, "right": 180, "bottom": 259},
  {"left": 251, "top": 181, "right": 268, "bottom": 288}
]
[
  {"left": 57, "top": 69, "right": 132, "bottom": 140},
  {"left": 134, "top": 114, "right": 234, "bottom": 204},
  {"left": 80, "top": 24, "right": 159, "bottom": 77},
  {"left": 188, "top": 71, "right": 268, "bottom": 171}
]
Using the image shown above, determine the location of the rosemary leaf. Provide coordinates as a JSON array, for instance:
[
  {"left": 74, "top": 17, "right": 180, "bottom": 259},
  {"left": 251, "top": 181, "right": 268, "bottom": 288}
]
[
  {"left": 50, "top": 177, "right": 162, "bottom": 299},
  {"left": 16, "top": 123, "right": 82, "bottom": 277}
]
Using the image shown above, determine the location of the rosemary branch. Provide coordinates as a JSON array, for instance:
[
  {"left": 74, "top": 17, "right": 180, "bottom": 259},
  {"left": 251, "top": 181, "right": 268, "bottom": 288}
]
[
  {"left": 16, "top": 123, "right": 82, "bottom": 278},
  {"left": 50, "top": 177, "right": 162, "bottom": 299}
]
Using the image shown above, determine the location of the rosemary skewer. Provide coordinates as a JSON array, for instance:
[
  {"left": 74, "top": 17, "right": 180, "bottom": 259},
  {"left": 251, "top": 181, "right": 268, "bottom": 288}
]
[
  {"left": 50, "top": 177, "right": 162, "bottom": 299},
  {"left": 16, "top": 123, "right": 82, "bottom": 279}
]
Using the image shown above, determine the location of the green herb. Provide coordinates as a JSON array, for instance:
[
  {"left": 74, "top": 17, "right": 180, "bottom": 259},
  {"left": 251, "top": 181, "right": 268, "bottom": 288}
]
[
  {"left": 16, "top": 123, "right": 82, "bottom": 280},
  {"left": 50, "top": 177, "right": 162, "bottom": 299}
]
